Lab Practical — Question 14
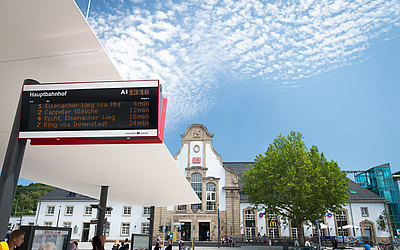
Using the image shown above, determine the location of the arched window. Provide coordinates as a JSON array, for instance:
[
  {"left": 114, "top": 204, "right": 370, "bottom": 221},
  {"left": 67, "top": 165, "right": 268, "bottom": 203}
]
[
  {"left": 290, "top": 220, "right": 298, "bottom": 239},
  {"left": 244, "top": 209, "right": 256, "bottom": 241},
  {"left": 191, "top": 173, "right": 202, "bottom": 211},
  {"left": 336, "top": 210, "right": 349, "bottom": 236},
  {"left": 206, "top": 183, "right": 216, "bottom": 211},
  {"left": 267, "top": 211, "right": 279, "bottom": 239}
]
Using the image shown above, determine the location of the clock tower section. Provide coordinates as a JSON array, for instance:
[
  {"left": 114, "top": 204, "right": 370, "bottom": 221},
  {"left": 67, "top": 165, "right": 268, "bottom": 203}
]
[{"left": 172, "top": 124, "right": 241, "bottom": 239}]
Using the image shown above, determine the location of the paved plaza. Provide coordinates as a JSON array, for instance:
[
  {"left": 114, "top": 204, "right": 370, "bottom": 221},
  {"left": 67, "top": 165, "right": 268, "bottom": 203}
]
[{"left": 77, "top": 242, "right": 371, "bottom": 250}]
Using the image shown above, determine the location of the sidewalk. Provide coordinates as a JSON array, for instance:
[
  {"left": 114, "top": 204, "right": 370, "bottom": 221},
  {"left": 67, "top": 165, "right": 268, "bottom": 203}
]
[{"left": 77, "top": 242, "right": 376, "bottom": 250}]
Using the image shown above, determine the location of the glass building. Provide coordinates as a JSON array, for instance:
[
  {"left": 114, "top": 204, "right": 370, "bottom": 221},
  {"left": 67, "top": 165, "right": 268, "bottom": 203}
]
[{"left": 355, "top": 163, "right": 400, "bottom": 235}]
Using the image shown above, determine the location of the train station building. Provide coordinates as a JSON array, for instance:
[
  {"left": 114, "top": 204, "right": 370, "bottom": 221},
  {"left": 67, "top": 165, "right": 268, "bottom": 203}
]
[{"left": 13, "top": 124, "right": 393, "bottom": 244}]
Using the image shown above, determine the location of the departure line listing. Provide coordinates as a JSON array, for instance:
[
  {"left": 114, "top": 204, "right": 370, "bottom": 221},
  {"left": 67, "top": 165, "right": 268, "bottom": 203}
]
[{"left": 31, "top": 100, "right": 151, "bottom": 130}]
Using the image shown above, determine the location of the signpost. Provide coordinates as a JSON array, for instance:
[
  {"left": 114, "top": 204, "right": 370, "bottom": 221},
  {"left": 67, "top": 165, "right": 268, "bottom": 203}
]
[
  {"left": 0, "top": 79, "right": 35, "bottom": 240},
  {"left": 1, "top": 79, "right": 168, "bottom": 242},
  {"left": 19, "top": 80, "right": 166, "bottom": 144}
]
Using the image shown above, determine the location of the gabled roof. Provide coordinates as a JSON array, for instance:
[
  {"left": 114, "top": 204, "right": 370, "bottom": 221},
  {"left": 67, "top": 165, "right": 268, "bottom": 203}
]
[
  {"left": 223, "top": 162, "right": 254, "bottom": 186},
  {"left": 224, "top": 162, "right": 387, "bottom": 204},
  {"left": 347, "top": 179, "right": 387, "bottom": 203},
  {"left": 38, "top": 188, "right": 97, "bottom": 202}
]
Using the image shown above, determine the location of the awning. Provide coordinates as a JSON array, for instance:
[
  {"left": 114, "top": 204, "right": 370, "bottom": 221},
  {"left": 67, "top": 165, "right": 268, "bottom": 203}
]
[
  {"left": 0, "top": 0, "right": 200, "bottom": 206},
  {"left": 341, "top": 225, "right": 362, "bottom": 229},
  {"left": 320, "top": 223, "right": 331, "bottom": 229}
]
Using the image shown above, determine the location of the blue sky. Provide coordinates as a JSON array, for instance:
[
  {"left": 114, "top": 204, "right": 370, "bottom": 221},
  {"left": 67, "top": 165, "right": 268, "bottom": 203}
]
[{"left": 19, "top": 0, "right": 400, "bottom": 184}]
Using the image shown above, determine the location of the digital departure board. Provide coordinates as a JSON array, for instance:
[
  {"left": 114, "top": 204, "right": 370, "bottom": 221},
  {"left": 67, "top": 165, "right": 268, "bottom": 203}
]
[{"left": 19, "top": 80, "right": 164, "bottom": 142}]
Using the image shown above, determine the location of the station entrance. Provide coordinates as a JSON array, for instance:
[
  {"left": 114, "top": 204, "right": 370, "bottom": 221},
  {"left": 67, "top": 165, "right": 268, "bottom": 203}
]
[
  {"left": 181, "top": 222, "right": 191, "bottom": 241},
  {"left": 199, "top": 222, "right": 210, "bottom": 241}
]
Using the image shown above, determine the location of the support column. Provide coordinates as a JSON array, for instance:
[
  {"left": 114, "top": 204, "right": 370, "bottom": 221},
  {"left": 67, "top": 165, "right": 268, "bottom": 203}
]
[
  {"left": 96, "top": 186, "right": 108, "bottom": 236},
  {"left": 232, "top": 190, "right": 241, "bottom": 237},
  {"left": 0, "top": 79, "right": 37, "bottom": 240},
  {"left": 148, "top": 206, "right": 155, "bottom": 250}
]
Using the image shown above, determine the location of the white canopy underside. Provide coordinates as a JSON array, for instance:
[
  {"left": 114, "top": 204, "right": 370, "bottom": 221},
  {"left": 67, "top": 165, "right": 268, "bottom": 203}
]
[{"left": 0, "top": 0, "right": 200, "bottom": 206}]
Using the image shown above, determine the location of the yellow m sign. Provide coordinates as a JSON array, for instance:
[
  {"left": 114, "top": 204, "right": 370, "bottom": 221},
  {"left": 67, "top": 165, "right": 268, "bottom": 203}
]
[{"left": 269, "top": 220, "right": 278, "bottom": 228}]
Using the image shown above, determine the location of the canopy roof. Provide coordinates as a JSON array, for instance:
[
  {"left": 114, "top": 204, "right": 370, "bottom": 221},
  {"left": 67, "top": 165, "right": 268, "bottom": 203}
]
[{"left": 0, "top": 0, "right": 199, "bottom": 206}]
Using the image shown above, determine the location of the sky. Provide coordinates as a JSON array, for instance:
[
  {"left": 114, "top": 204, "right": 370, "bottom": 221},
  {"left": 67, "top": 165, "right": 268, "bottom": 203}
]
[{"left": 18, "top": 0, "right": 400, "bottom": 184}]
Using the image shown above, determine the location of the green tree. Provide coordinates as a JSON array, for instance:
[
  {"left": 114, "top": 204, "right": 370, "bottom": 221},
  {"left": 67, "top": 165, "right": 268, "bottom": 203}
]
[
  {"left": 242, "top": 131, "right": 349, "bottom": 245},
  {"left": 13, "top": 183, "right": 55, "bottom": 215}
]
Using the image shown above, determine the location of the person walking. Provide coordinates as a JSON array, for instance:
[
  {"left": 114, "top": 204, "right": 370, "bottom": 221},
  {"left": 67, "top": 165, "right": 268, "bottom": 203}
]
[
  {"left": 332, "top": 237, "right": 338, "bottom": 249},
  {"left": 363, "top": 241, "right": 371, "bottom": 250},
  {"left": 100, "top": 235, "right": 106, "bottom": 247},
  {"left": 165, "top": 239, "right": 172, "bottom": 250},
  {"left": 267, "top": 238, "right": 273, "bottom": 250},
  {"left": 91, "top": 236, "right": 104, "bottom": 250},
  {"left": 153, "top": 237, "right": 161, "bottom": 250},
  {"left": 123, "top": 238, "right": 129, "bottom": 250},
  {"left": 112, "top": 240, "right": 120, "bottom": 250}
]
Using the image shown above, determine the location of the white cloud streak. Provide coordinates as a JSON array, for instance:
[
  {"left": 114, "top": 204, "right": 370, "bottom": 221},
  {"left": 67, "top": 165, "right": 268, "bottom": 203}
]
[{"left": 88, "top": 0, "right": 400, "bottom": 124}]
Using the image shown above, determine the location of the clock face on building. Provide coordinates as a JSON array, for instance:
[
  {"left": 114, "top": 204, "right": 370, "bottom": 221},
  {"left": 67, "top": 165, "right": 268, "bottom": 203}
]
[{"left": 193, "top": 145, "right": 200, "bottom": 153}]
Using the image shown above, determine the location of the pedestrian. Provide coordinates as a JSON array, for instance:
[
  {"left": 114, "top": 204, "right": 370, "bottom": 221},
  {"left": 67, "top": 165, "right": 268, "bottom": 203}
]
[
  {"left": 119, "top": 242, "right": 125, "bottom": 250},
  {"left": 153, "top": 237, "right": 161, "bottom": 250},
  {"left": 165, "top": 239, "right": 172, "bottom": 250},
  {"left": 363, "top": 241, "right": 371, "bottom": 250},
  {"left": 68, "top": 241, "right": 77, "bottom": 250},
  {"left": 267, "top": 238, "right": 272, "bottom": 249},
  {"left": 6, "top": 229, "right": 12, "bottom": 242},
  {"left": 38, "top": 242, "right": 57, "bottom": 250},
  {"left": 6, "top": 230, "right": 26, "bottom": 250},
  {"left": 92, "top": 236, "right": 104, "bottom": 250},
  {"left": 124, "top": 238, "right": 129, "bottom": 250},
  {"left": 180, "top": 242, "right": 186, "bottom": 250},
  {"left": 332, "top": 237, "right": 338, "bottom": 249},
  {"left": 112, "top": 240, "right": 120, "bottom": 250},
  {"left": 178, "top": 239, "right": 182, "bottom": 249},
  {"left": 305, "top": 239, "right": 311, "bottom": 247},
  {"left": 100, "top": 235, "right": 106, "bottom": 248},
  {"left": 73, "top": 241, "right": 79, "bottom": 250},
  {"left": 207, "top": 230, "right": 210, "bottom": 241}
]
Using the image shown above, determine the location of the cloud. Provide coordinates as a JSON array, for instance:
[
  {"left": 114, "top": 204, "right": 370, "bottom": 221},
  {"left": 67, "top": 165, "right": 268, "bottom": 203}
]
[{"left": 88, "top": 0, "right": 400, "bottom": 125}]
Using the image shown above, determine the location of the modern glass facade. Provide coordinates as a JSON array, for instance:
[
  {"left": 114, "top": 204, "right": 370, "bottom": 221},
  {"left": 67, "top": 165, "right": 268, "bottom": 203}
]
[{"left": 355, "top": 163, "right": 400, "bottom": 234}]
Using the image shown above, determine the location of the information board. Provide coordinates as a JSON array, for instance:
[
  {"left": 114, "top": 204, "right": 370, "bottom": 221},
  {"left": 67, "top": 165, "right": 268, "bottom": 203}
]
[
  {"left": 19, "top": 80, "right": 164, "bottom": 142},
  {"left": 131, "top": 234, "right": 149, "bottom": 250},
  {"left": 19, "top": 226, "right": 71, "bottom": 250}
]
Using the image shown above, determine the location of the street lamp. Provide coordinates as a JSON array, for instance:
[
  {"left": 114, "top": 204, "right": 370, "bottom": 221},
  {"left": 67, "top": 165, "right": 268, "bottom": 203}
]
[
  {"left": 348, "top": 194, "right": 356, "bottom": 237},
  {"left": 218, "top": 204, "right": 220, "bottom": 248}
]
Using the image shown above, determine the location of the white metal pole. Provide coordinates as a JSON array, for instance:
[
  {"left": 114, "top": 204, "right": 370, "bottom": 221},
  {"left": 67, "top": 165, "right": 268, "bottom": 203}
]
[{"left": 163, "top": 218, "right": 166, "bottom": 247}]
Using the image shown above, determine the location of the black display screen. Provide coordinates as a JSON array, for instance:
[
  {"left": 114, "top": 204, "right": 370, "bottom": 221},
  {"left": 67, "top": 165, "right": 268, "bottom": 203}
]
[{"left": 19, "top": 81, "right": 160, "bottom": 139}]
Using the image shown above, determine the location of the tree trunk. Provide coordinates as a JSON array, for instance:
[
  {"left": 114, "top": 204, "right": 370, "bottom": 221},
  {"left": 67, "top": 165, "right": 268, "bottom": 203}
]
[{"left": 297, "top": 221, "right": 305, "bottom": 246}]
